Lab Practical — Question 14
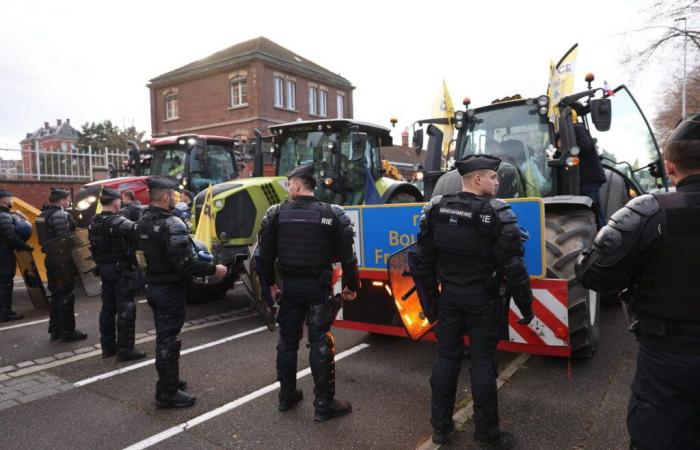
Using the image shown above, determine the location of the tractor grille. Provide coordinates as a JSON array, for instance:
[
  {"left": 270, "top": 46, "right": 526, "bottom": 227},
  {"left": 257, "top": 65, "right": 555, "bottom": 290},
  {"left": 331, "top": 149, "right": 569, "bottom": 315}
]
[
  {"left": 214, "top": 190, "right": 256, "bottom": 240},
  {"left": 260, "top": 183, "right": 280, "bottom": 206}
]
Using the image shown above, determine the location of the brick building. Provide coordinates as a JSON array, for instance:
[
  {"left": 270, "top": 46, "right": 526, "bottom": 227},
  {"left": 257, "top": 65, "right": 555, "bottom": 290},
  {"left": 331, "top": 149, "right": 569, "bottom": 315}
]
[
  {"left": 18, "top": 119, "right": 80, "bottom": 175},
  {"left": 148, "top": 36, "right": 355, "bottom": 140}
]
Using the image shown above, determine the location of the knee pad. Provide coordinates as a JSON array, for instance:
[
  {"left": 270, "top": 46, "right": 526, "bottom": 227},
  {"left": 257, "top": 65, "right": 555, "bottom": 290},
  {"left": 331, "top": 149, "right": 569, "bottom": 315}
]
[
  {"left": 158, "top": 336, "right": 179, "bottom": 362},
  {"left": 307, "top": 302, "right": 333, "bottom": 327}
]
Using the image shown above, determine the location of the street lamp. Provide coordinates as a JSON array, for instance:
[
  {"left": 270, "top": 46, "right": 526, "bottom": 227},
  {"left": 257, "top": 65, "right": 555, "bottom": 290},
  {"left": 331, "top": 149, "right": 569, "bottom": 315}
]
[{"left": 675, "top": 17, "right": 688, "bottom": 119}]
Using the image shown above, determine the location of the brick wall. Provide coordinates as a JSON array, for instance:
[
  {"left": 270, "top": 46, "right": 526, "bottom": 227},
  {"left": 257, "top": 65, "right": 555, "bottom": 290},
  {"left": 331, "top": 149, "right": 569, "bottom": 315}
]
[
  {"left": 151, "top": 58, "right": 354, "bottom": 139},
  {"left": 0, "top": 180, "right": 85, "bottom": 209}
]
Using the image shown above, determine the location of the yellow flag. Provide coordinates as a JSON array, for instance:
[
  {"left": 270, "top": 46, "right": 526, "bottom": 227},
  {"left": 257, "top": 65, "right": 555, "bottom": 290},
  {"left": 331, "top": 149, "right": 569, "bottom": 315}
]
[
  {"left": 431, "top": 79, "right": 455, "bottom": 161},
  {"left": 194, "top": 185, "right": 215, "bottom": 251},
  {"left": 547, "top": 44, "right": 578, "bottom": 126},
  {"left": 95, "top": 185, "right": 104, "bottom": 215}
]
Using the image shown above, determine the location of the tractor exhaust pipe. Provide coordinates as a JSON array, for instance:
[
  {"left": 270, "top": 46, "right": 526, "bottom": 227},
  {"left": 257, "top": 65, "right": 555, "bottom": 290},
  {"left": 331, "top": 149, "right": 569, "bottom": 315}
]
[
  {"left": 423, "top": 124, "right": 444, "bottom": 199},
  {"left": 252, "top": 129, "right": 263, "bottom": 177}
]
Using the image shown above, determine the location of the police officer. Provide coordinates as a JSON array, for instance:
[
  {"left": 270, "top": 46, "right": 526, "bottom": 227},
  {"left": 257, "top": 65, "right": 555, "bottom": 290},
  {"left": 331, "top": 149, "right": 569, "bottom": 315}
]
[
  {"left": 136, "top": 176, "right": 227, "bottom": 408},
  {"left": 88, "top": 188, "right": 146, "bottom": 361},
  {"left": 0, "top": 190, "right": 32, "bottom": 322},
  {"left": 576, "top": 115, "right": 700, "bottom": 448},
  {"left": 413, "top": 155, "right": 533, "bottom": 448},
  {"left": 119, "top": 190, "right": 143, "bottom": 222},
  {"left": 256, "top": 164, "right": 359, "bottom": 422},
  {"left": 36, "top": 188, "right": 87, "bottom": 342}
]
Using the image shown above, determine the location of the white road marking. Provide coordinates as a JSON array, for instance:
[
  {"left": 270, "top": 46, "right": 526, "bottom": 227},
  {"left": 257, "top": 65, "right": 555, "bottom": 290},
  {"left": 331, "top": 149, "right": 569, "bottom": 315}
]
[
  {"left": 123, "top": 343, "right": 371, "bottom": 450},
  {"left": 75, "top": 325, "right": 267, "bottom": 387},
  {"left": 0, "top": 318, "right": 50, "bottom": 332},
  {"left": 6, "top": 313, "right": 257, "bottom": 378},
  {"left": 416, "top": 353, "right": 531, "bottom": 450}
]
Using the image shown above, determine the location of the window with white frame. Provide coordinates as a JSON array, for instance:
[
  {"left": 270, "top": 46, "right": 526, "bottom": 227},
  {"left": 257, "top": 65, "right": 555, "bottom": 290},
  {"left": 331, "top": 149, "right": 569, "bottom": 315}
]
[
  {"left": 230, "top": 77, "right": 247, "bottom": 107},
  {"left": 165, "top": 95, "right": 178, "bottom": 120},
  {"left": 309, "top": 87, "right": 318, "bottom": 115},
  {"left": 319, "top": 90, "right": 328, "bottom": 117},
  {"left": 274, "top": 77, "right": 284, "bottom": 108},
  {"left": 286, "top": 80, "right": 296, "bottom": 110},
  {"left": 336, "top": 94, "right": 345, "bottom": 119}
]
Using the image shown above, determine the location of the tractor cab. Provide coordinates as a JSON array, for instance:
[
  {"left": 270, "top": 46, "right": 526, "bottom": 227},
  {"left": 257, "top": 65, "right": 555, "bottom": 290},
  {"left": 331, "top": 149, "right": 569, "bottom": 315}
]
[
  {"left": 145, "top": 134, "right": 240, "bottom": 193},
  {"left": 269, "top": 119, "right": 422, "bottom": 205}
]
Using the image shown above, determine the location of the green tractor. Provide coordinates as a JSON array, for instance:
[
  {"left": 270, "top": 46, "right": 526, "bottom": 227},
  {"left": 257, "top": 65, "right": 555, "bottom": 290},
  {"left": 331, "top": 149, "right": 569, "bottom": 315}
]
[
  {"left": 190, "top": 119, "right": 423, "bottom": 303},
  {"left": 415, "top": 80, "right": 666, "bottom": 357}
]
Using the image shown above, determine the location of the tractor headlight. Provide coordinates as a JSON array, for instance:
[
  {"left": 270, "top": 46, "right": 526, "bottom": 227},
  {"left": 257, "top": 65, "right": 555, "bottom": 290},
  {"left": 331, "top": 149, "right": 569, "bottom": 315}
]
[
  {"left": 177, "top": 139, "right": 186, "bottom": 145},
  {"left": 76, "top": 196, "right": 96, "bottom": 211},
  {"left": 455, "top": 120, "right": 463, "bottom": 129},
  {"left": 570, "top": 145, "right": 580, "bottom": 156},
  {"left": 187, "top": 138, "right": 196, "bottom": 145},
  {"left": 538, "top": 106, "right": 548, "bottom": 115},
  {"left": 565, "top": 157, "right": 580, "bottom": 167},
  {"left": 214, "top": 199, "right": 224, "bottom": 209},
  {"left": 537, "top": 95, "right": 549, "bottom": 107},
  {"left": 454, "top": 111, "right": 464, "bottom": 122}
]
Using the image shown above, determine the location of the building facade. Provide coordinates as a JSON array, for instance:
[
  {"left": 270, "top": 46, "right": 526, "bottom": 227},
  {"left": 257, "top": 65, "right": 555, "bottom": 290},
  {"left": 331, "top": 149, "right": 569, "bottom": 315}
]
[{"left": 148, "top": 37, "right": 355, "bottom": 139}]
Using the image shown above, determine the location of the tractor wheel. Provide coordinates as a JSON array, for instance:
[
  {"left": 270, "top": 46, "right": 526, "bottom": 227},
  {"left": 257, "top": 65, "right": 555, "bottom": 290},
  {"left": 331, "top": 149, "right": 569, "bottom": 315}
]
[
  {"left": 186, "top": 273, "right": 237, "bottom": 304},
  {"left": 545, "top": 210, "right": 600, "bottom": 358},
  {"left": 387, "top": 192, "right": 420, "bottom": 204}
]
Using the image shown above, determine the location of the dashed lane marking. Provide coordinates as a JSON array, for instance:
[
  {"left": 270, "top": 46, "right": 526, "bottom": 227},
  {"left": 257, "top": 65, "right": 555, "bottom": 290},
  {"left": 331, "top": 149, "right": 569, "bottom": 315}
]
[
  {"left": 0, "top": 318, "right": 51, "bottom": 332},
  {"left": 122, "top": 343, "right": 371, "bottom": 450},
  {"left": 74, "top": 325, "right": 268, "bottom": 387},
  {"left": 415, "top": 353, "right": 531, "bottom": 450}
]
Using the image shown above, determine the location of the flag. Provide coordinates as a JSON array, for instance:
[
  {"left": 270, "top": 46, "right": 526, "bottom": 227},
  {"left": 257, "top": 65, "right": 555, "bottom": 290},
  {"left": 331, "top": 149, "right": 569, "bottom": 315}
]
[
  {"left": 194, "top": 185, "right": 216, "bottom": 250},
  {"left": 547, "top": 43, "right": 578, "bottom": 126},
  {"left": 431, "top": 79, "right": 455, "bottom": 161},
  {"left": 95, "top": 185, "right": 104, "bottom": 215},
  {"left": 363, "top": 167, "right": 383, "bottom": 205}
]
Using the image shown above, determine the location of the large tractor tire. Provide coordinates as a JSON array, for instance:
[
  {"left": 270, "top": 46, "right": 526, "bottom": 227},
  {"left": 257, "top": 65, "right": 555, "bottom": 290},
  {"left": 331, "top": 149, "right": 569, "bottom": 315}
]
[
  {"left": 545, "top": 210, "right": 600, "bottom": 358},
  {"left": 387, "top": 192, "right": 421, "bottom": 203},
  {"left": 186, "top": 272, "right": 237, "bottom": 304}
]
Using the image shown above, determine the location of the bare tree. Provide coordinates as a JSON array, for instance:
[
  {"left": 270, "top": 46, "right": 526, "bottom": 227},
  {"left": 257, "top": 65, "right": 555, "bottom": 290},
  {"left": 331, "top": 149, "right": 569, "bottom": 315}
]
[{"left": 653, "top": 65, "right": 700, "bottom": 142}]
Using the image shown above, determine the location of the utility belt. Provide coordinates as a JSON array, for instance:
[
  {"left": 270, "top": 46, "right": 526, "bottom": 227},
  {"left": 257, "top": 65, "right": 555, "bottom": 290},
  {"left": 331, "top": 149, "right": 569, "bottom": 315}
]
[
  {"left": 279, "top": 265, "right": 333, "bottom": 286},
  {"left": 637, "top": 316, "right": 700, "bottom": 337}
]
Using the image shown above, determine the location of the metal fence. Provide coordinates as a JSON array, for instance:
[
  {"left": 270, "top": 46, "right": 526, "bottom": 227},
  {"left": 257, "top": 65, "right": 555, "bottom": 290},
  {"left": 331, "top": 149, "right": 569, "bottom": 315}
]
[{"left": 0, "top": 145, "right": 130, "bottom": 181}]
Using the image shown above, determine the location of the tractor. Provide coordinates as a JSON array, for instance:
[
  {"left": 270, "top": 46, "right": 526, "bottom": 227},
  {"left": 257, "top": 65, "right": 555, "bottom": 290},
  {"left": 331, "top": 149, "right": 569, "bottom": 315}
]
[
  {"left": 407, "top": 79, "right": 666, "bottom": 357},
  {"left": 188, "top": 119, "right": 424, "bottom": 303}
]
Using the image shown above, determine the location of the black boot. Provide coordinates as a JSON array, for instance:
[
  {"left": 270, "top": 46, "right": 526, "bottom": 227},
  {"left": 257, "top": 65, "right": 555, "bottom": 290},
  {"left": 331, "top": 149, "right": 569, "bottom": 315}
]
[
  {"left": 475, "top": 431, "right": 515, "bottom": 450},
  {"left": 117, "top": 348, "right": 147, "bottom": 362},
  {"left": 310, "top": 332, "right": 352, "bottom": 422},
  {"left": 278, "top": 388, "right": 303, "bottom": 411},
  {"left": 59, "top": 294, "right": 86, "bottom": 341},
  {"left": 155, "top": 337, "right": 194, "bottom": 408},
  {"left": 432, "top": 423, "right": 456, "bottom": 445},
  {"left": 102, "top": 346, "right": 117, "bottom": 358},
  {"left": 0, "top": 310, "right": 24, "bottom": 322},
  {"left": 178, "top": 379, "right": 187, "bottom": 390}
]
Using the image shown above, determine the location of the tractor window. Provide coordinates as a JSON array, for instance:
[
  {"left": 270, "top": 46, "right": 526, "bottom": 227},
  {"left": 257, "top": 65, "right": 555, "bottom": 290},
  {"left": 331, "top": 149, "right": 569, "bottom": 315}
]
[
  {"left": 150, "top": 148, "right": 186, "bottom": 178},
  {"left": 588, "top": 86, "right": 664, "bottom": 193},
  {"left": 188, "top": 143, "right": 237, "bottom": 192},
  {"left": 458, "top": 104, "right": 553, "bottom": 198}
]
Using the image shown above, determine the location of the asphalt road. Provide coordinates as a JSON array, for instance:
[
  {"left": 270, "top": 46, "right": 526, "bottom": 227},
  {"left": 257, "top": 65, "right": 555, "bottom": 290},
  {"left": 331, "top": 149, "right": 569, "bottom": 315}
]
[{"left": 0, "top": 281, "right": 636, "bottom": 450}]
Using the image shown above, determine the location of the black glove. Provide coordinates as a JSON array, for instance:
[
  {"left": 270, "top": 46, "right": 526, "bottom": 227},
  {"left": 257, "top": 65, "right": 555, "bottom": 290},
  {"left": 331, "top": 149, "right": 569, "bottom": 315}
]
[
  {"left": 512, "top": 285, "right": 534, "bottom": 325},
  {"left": 517, "top": 305, "right": 534, "bottom": 325}
]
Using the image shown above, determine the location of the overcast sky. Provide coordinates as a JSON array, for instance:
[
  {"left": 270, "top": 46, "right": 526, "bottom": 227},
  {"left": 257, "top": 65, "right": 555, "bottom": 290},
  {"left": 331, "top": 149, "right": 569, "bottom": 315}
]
[{"left": 0, "top": 0, "right": 684, "bottom": 150}]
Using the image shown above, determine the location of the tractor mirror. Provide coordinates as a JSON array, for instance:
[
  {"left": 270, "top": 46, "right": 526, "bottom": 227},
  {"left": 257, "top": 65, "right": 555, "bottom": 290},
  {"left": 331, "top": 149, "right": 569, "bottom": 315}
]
[
  {"left": 590, "top": 98, "right": 612, "bottom": 132},
  {"left": 351, "top": 132, "right": 367, "bottom": 161},
  {"left": 413, "top": 129, "right": 424, "bottom": 154}
]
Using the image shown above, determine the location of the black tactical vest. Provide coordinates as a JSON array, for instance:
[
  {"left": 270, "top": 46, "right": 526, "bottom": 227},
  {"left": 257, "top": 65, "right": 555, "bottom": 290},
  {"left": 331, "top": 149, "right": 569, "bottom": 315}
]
[
  {"left": 35, "top": 208, "right": 57, "bottom": 248},
  {"left": 88, "top": 214, "right": 130, "bottom": 265},
  {"left": 276, "top": 200, "right": 335, "bottom": 269},
  {"left": 431, "top": 194, "right": 498, "bottom": 284},
  {"left": 135, "top": 210, "right": 172, "bottom": 275},
  {"left": 636, "top": 191, "right": 700, "bottom": 322}
]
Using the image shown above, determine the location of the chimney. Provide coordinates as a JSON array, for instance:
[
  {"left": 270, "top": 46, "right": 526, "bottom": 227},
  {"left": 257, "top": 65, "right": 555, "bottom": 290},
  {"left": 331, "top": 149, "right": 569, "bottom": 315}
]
[
  {"left": 44, "top": 122, "right": 49, "bottom": 129},
  {"left": 401, "top": 127, "right": 409, "bottom": 149},
  {"left": 57, "top": 119, "right": 62, "bottom": 126},
  {"left": 66, "top": 118, "right": 70, "bottom": 125}
]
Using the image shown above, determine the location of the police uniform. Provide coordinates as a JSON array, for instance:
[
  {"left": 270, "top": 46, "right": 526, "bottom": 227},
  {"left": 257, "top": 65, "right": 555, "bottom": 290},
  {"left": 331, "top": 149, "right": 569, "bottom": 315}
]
[
  {"left": 88, "top": 188, "right": 145, "bottom": 361},
  {"left": 36, "top": 188, "right": 87, "bottom": 342},
  {"left": 0, "top": 190, "right": 32, "bottom": 322},
  {"left": 413, "top": 155, "right": 533, "bottom": 448},
  {"left": 135, "top": 176, "right": 216, "bottom": 408},
  {"left": 576, "top": 116, "right": 700, "bottom": 448},
  {"left": 256, "top": 164, "right": 360, "bottom": 422},
  {"left": 119, "top": 200, "right": 143, "bottom": 222}
]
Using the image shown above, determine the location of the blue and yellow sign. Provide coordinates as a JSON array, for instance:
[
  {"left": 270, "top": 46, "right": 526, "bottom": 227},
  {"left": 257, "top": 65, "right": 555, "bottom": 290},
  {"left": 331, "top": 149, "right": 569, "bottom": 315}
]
[{"left": 345, "top": 197, "right": 546, "bottom": 278}]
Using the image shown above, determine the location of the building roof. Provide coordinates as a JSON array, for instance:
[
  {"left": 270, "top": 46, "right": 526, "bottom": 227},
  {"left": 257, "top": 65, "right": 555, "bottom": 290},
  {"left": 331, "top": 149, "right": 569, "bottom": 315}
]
[
  {"left": 20, "top": 120, "right": 79, "bottom": 145},
  {"left": 149, "top": 36, "right": 353, "bottom": 89}
]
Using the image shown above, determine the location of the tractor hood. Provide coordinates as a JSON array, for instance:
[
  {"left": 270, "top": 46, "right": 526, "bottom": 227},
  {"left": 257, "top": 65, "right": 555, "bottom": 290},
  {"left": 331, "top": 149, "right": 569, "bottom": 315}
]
[{"left": 192, "top": 176, "right": 288, "bottom": 246}]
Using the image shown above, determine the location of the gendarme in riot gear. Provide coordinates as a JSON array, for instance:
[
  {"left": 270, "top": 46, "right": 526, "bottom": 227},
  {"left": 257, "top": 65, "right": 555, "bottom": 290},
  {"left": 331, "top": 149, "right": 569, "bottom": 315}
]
[
  {"left": 413, "top": 154, "right": 533, "bottom": 449},
  {"left": 255, "top": 163, "right": 360, "bottom": 422},
  {"left": 0, "top": 190, "right": 32, "bottom": 322},
  {"left": 36, "top": 188, "right": 87, "bottom": 342},
  {"left": 88, "top": 188, "right": 146, "bottom": 361},
  {"left": 135, "top": 176, "right": 227, "bottom": 409},
  {"left": 576, "top": 114, "right": 700, "bottom": 448}
]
